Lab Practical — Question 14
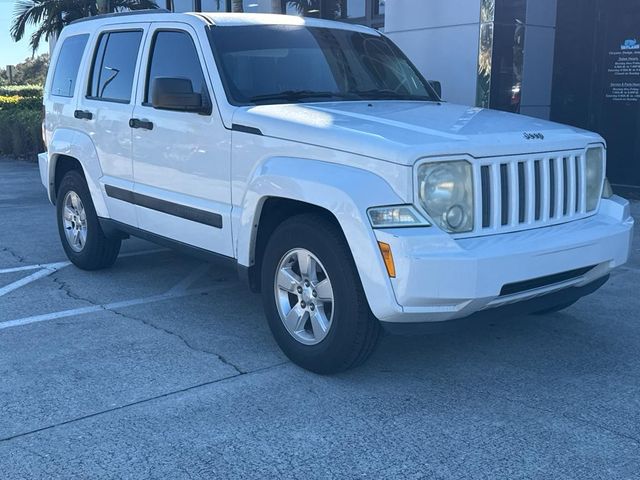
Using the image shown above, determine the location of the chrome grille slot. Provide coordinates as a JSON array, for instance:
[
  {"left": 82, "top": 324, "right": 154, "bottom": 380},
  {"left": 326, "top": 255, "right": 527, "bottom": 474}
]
[{"left": 470, "top": 149, "right": 593, "bottom": 236}]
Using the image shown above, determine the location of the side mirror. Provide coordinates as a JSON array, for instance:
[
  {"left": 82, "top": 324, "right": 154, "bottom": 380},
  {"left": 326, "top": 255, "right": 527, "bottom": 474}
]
[
  {"left": 151, "top": 77, "right": 210, "bottom": 114},
  {"left": 428, "top": 80, "right": 442, "bottom": 99}
]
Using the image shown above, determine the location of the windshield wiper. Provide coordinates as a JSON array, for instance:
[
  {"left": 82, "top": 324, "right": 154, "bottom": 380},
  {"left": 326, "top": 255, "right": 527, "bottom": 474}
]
[
  {"left": 249, "top": 90, "right": 351, "bottom": 104},
  {"left": 348, "top": 88, "right": 435, "bottom": 101}
]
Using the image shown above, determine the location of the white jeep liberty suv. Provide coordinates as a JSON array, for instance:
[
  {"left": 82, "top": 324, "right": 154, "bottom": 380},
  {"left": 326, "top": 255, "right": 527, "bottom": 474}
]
[{"left": 39, "top": 11, "right": 634, "bottom": 373}]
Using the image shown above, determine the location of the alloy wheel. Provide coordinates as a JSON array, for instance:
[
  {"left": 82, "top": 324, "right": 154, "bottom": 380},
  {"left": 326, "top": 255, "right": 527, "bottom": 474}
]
[
  {"left": 62, "top": 190, "right": 88, "bottom": 252},
  {"left": 274, "top": 248, "right": 335, "bottom": 345}
]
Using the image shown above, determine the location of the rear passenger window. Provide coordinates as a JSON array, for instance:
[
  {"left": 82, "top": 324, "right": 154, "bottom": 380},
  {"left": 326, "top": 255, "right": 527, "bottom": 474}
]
[
  {"left": 145, "top": 31, "right": 208, "bottom": 104},
  {"left": 51, "top": 34, "right": 89, "bottom": 97},
  {"left": 88, "top": 31, "right": 143, "bottom": 103}
]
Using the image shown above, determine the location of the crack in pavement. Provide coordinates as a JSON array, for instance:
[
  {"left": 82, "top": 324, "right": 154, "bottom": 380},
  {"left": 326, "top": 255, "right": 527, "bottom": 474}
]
[
  {"left": 109, "top": 307, "right": 247, "bottom": 375},
  {"left": 51, "top": 275, "right": 96, "bottom": 305},
  {"left": 0, "top": 361, "right": 289, "bottom": 444},
  {"left": 1, "top": 246, "right": 26, "bottom": 265},
  {"left": 48, "top": 270, "right": 246, "bottom": 374},
  {"left": 49, "top": 273, "right": 247, "bottom": 374}
]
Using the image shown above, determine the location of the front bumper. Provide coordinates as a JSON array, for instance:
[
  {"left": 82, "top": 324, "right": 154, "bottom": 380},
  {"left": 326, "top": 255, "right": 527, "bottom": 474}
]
[{"left": 373, "top": 196, "right": 634, "bottom": 324}]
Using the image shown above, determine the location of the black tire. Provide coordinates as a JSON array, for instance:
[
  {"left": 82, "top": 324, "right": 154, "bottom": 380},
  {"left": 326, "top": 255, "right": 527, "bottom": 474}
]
[
  {"left": 56, "top": 170, "right": 121, "bottom": 270},
  {"left": 261, "top": 214, "right": 380, "bottom": 374}
]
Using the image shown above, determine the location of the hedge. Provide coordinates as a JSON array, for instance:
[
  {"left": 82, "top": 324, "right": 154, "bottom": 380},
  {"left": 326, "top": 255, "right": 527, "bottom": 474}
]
[
  {"left": 0, "top": 85, "right": 43, "bottom": 97},
  {"left": 0, "top": 86, "right": 43, "bottom": 158}
]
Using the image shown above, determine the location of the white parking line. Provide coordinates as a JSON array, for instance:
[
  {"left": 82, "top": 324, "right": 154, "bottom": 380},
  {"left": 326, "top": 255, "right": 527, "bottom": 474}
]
[
  {"left": 0, "top": 286, "right": 217, "bottom": 331},
  {"left": 0, "top": 263, "right": 69, "bottom": 275},
  {"left": 168, "top": 264, "right": 211, "bottom": 294},
  {"left": 0, "top": 248, "right": 168, "bottom": 274},
  {"left": 0, "top": 262, "right": 69, "bottom": 297},
  {"left": 0, "top": 248, "right": 170, "bottom": 298}
]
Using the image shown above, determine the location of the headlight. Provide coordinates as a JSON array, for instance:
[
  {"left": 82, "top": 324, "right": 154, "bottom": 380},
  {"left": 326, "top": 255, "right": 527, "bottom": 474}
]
[
  {"left": 417, "top": 160, "right": 474, "bottom": 233},
  {"left": 368, "top": 205, "right": 430, "bottom": 228},
  {"left": 585, "top": 147, "right": 605, "bottom": 211}
]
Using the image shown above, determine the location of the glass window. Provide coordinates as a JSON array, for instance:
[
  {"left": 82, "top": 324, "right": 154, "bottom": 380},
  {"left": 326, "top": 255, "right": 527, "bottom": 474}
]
[
  {"left": 88, "top": 31, "right": 143, "bottom": 103},
  {"left": 336, "top": 0, "right": 366, "bottom": 20},
  {"left": 146, "top": 31, "right": 208, "bottom": 104},
  {"left": 285, "top": 0, "right": 321, "bottom": 17},
  {"left": 51, "top": 34, "right": 89, "bottom": 97},
  {"left": 232, "top": 0, "right": 281, "bottom": 13},
  {"left": 208, "top": 25, "right": 437, "bottom": 105},
  {"left": 201, "top": 0, "right": 227, "bottom": 11},
  {"left": 172, "top": 0, "right": 195, "bottom": 12},
  {"left": 374, "top": 0, "right": 385, "bottom": 16}
]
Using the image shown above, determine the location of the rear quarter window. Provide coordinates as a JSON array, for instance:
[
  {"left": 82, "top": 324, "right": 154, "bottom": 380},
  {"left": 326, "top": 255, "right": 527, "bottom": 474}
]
[{"left": 50, "top": 34, "right": 90, "bottom": 98}]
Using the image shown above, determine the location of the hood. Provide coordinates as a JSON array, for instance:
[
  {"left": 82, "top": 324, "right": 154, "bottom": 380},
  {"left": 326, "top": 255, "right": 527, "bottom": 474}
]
[{"left": 233, "top": 101, "right": 603, "bottom": 165}]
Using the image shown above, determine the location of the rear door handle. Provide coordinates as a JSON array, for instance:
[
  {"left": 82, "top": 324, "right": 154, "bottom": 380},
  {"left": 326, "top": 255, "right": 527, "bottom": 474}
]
[
  {"left": 129, "top": 118, "right": 153, "bottom": 130},
  {"left": 74, "top": 109, "right": 93, "bottom": 120}
]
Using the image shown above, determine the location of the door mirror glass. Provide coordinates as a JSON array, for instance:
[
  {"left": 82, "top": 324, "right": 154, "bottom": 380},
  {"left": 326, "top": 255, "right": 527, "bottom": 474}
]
[
  {"left": 151, "top": 77, "right": 208, "bottom": 113},
  {"left": 428, "top": 80, "right": 442, "bottom": 99}
]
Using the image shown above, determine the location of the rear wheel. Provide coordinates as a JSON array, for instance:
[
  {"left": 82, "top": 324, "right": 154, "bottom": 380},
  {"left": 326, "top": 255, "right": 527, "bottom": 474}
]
[
  {"left": 56, "top": 170, "right": 121, "bottom": 270},
  {"left": 261, "top": 214, "right": 380, "bottom": 374}
]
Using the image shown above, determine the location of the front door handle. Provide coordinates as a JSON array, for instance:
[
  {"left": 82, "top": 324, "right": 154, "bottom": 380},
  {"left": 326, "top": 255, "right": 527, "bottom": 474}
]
[
  {"left": 129, "top": 118, "right": 154, "bottom": 130},
  {"left": 74, "top": 109, "right": 93, "bottom": 120}
]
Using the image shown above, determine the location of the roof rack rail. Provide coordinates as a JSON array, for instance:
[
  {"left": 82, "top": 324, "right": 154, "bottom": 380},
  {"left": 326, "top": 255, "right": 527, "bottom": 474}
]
[{"left": 70, "top": 9, "right": 170, "bottom": 25}]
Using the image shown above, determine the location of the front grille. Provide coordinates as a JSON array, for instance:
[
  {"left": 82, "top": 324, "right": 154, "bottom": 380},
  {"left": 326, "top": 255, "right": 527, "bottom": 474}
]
[{"left": 473, "top": 150, "right": 592, "bottom": 235}]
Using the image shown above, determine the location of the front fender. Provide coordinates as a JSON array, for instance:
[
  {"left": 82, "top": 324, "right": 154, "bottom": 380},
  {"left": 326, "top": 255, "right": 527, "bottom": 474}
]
[
  {"left": 47, "top": 128, "right": 108, "bottom": 217},
  {"left": 237, "top": 157, "right": 406, "bottom": 321}
]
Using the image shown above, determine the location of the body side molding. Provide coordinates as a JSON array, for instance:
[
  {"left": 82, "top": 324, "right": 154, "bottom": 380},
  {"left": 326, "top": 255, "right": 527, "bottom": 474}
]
[{"left": 105, "top": 185, "right": 223, "bottom": 228}]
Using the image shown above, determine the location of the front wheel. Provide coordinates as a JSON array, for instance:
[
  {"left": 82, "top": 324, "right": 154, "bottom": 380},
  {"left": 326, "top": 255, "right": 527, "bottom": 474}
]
[
  {"left": 56, "top": 170, "right": 121, "bottom": 270},
  {"left": 261, "top": 214, "right": 380, "bottom": 374}
]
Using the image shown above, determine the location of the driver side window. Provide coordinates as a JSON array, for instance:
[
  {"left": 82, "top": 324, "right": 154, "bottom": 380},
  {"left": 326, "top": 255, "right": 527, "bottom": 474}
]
[{"left": 145, "top": 30, "right": 209, "bottom": 104}]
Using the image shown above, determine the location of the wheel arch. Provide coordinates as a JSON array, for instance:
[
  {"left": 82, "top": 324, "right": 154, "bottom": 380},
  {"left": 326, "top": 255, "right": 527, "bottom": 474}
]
[
  {"left": 236, "top": 157, "right": 405, "bottom": 321},
  {"left": 47, "top": 128, "right": 108, "bottom": 217}
]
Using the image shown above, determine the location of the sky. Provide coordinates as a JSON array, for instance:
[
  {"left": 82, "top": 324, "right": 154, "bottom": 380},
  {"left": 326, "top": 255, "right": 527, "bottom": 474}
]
[{"left": 0, "top": 0, "right": 47, "bottom": 67}]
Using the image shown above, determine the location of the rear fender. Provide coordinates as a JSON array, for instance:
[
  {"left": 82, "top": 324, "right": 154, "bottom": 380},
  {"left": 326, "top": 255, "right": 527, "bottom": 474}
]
[{"left": 47, "top": 128, "right": 108, "bottom": 217}]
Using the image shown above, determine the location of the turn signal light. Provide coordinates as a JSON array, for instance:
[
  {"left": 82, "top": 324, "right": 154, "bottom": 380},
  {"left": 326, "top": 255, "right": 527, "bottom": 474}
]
[{"left": 378, "top": 241, "right": 396, "bottom": 278}]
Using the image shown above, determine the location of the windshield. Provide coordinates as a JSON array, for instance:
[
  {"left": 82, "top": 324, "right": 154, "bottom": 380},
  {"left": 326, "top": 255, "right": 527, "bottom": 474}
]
[{"left": 207, "top": 25, "right": 439, "bottom": 106}]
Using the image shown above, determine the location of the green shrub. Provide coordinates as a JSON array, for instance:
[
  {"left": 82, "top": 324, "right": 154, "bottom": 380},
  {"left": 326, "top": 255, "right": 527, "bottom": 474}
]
[
  {"left": 0, "top": 84, "right": 44, "bottom": 158},
  {"left": 0, "top": 94, "right": 42, "bottom": 111},
  {"left": 0, "top": 85, "right": 43, "bottom": 98}
]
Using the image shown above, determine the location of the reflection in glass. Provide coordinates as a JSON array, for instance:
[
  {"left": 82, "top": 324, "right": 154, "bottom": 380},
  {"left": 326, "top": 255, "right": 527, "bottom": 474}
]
[
  {"left": 201, "top": 0, "right": 226, "bottom": 11},
  {"left": 337, "top": 0, "right": 366, "bottom": 19},
  {"left": 233, "top": 0, "right": 282, "bottom": 12},
  {"left": 476, "top": 0, "right": 494, "bottom": 108},
  {"left": 489, "top": 22, "right": 524, "bottom": 113},
  {"left": 475, "top": 0, "right": 526, "bottom": 112},
  {"left": 285, "top": 0, "right": 321, "bottom": 17},
  {"left": 374, "top": 0, "right": 385, "bottom": 16},
  {"left": 494, "top": 0, "right": 526, "bottom": 24},
  {"left": 172, "top": 0, "right": 194, "bottom": 12}
]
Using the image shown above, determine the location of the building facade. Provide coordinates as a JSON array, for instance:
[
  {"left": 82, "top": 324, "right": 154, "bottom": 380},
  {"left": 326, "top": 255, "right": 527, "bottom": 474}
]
[
  {"left": 167, "top": 0, "right": 385, "bottom": 28},
  {"left": 170, "top": 0, "right": 639, "bottom": 192}
]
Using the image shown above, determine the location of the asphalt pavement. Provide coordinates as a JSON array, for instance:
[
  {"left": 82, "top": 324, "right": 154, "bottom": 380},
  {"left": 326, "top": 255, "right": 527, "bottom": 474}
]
[{"left": 1, "top": 158, "right": 639, "bottom": 479}]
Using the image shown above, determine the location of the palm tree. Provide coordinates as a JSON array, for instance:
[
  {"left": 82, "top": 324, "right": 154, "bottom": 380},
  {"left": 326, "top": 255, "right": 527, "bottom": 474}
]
[
  {"left": 11, "top": 0, "right": 159, "bottom": 53},
  {"left": 286, "top": 0, "right": 342, "bottom": 18}
]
